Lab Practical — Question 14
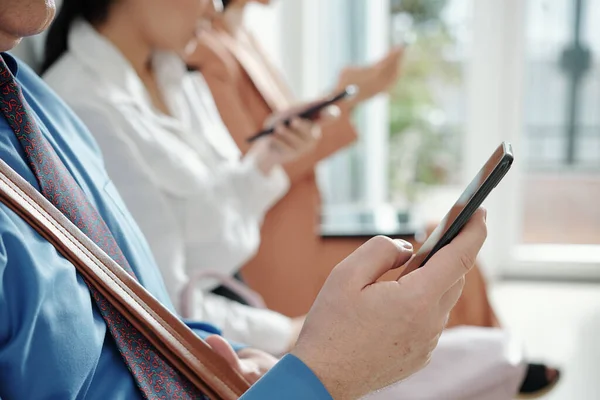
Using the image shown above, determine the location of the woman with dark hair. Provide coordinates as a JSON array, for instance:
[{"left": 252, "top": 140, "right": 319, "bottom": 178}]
[
  {"left": 40, "top": 0, "right": 111, "bottom": 74},
  {"left": 42, "top": 0, "right": 324, "bottom": 356}
]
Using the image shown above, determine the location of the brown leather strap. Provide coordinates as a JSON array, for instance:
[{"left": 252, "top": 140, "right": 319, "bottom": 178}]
[{"left": 0, "top": 158, "right": 250, "bottom": 399}]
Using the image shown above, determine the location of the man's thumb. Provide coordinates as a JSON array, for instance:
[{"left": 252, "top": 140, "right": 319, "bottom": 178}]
[
  {"left": 334, "top": 236, "right": 413, "bottom": 288},
  {"left": 206, "top": 335, "right": 242, "bottom": 372}
]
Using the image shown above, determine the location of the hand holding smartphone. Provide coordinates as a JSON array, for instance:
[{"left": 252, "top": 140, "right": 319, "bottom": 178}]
[
  {"left": 246, "top": 85, "right": 359, "bottom": 143},
  {"left": 398, "top": 142, "right": 514, "bottom": 278}
]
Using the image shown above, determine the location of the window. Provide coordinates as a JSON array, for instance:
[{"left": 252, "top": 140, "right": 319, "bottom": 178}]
[
  {"left": 263, "top": 0, "right": 396, "bottom": 232},
  {"left": 521, "top": 0, "right": 600, "bottom": 246},
  {"left": 283, "top": 0, "right": 392, "bottom": 208},
  {"left": 386, "top": 0, "right": 474, "bottom": 233},
  {"left": 388, "top": 0, "right": 472, "bottom": 203},
  {"left": 250, "top": 0, "right": 600, "bottom": 278},
  {"left": 464, "top": 0, "right": 600, "bottom": 279},
  {"left": 270, "top": 0, "right": 475, "bottom": 219}
]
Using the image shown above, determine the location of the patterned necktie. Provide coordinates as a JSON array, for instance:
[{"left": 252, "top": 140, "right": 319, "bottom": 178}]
[{"left": 0, "top": 56, "right": 207, "bottom": 400}]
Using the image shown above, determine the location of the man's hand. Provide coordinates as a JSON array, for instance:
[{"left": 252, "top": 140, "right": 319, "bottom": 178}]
[
  {"left": 291, "top": 208, "right": 487, "bottom": 399},
  {"left": 284, "top": 315, "right": 306, "bottom": 354},
  {"left": 205, "top": 336, "right": 278, "bottom": 385}
]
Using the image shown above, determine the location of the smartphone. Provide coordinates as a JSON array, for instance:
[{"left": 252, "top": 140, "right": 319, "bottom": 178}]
[
  {"left": 246, "top": 85, "right": 359, "bottom": 143},
  {"left": 399, "top": 142, "right": 514, "bottom": 277}
]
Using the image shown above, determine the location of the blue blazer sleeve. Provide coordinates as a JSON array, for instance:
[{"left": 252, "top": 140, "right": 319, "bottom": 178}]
[{"left": 241, "top": 355, "right": 332, "bottom": 400}]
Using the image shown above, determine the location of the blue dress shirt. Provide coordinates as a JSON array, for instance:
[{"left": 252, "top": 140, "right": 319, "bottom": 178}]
[{"left": 0, "top": 54, "right": 331, "bottom": 400}]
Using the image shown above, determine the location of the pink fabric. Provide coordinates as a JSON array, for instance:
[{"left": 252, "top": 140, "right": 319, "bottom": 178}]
[{"left": 364, "top": 327, "right": 527, "bottom": 400}]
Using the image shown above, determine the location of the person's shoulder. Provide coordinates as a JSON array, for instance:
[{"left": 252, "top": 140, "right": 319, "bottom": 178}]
[
  {"left": 11, "top": 56, "right": 68, "bottom": 102},
  {"left": 0, "top": 205, "right": 27, "bottom": 256},
  {"left": 42, "top": 54, "right": 131, "bottom": 132},
  {"left": 0, "top": 198, "right": 56, "bottom": 282},
  {"left": 16, "top": 54, "right": 102, "bottom": 121},
  {"left": 43, "top": 53, "right": 107, "bottom": 104},
  {"left": 192, "top": 30, "right": 237, "bottom": 81},
  {"left": 194, "top": 29, "right": 229, "bottom": 63}
]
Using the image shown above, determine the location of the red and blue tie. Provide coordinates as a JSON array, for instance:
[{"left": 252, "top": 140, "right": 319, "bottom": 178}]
[{"left": 0, "top": 56, "right": 207, "bottom": 400}]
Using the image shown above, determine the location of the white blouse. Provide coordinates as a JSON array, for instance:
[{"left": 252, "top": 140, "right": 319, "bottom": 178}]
[{"left": 44, "top": 21, "right": 293, "bottom": 355}]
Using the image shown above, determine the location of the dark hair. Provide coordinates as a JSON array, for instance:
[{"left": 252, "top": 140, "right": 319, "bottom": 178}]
[
  {"left": 40, "top": 0, "right": 114, "bottom": 75},
  {"left": 221, "top": 0, "right": 234, "bottom": 9}
]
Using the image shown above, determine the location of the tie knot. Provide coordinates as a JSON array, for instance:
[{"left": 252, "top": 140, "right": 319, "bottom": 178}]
[{"left": 0, "top": 55, "right": 16, "bottom": 86}]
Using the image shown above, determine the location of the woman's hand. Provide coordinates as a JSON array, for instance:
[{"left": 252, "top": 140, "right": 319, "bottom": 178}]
[
  {"left": 245, "top": 101, "right": 340, "bottom": 175},
  {"left": 247, "top": 118, "right": 321, "bottom": 175},
  {"left": 337, "top": 46, "right": 405, "bottom": 108}
]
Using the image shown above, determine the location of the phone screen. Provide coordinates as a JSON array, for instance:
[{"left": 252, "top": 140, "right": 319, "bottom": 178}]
[{"left": 400, "top": 142, "right": 513, "bottom": 276}]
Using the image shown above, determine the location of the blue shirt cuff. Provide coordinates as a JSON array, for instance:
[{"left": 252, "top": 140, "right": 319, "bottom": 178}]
[
  {"left": 241, "top": 354, "right": 332, "bottom": 400},
  {"left": 185, "top": 320, "right": 247, "bottom": 352}
]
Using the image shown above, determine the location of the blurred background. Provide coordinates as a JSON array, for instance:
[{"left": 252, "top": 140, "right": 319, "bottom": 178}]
[
  {"left": 241, "top": 0, "right": 600, "bottom": 398},
  {"left": 12, "top": 0, "right": 599, "bottom": 398}
]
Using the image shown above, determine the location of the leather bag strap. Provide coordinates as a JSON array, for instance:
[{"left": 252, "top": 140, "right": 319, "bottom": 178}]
[{"left": 0, "top": 158, "right": 250, "bottom": 399}]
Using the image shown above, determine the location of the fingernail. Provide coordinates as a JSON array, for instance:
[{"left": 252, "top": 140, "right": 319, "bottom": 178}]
[
  {"left": 394, "top": 239, "right": 413, "bottom": 250},
  {"left": 481, "top": 207, "right": 487, "bottom": 222}
]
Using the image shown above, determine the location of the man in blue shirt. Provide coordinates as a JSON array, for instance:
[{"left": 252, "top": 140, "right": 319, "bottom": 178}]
[{"left": 0, "top": 1, "right": 488, "bottom": 399}]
